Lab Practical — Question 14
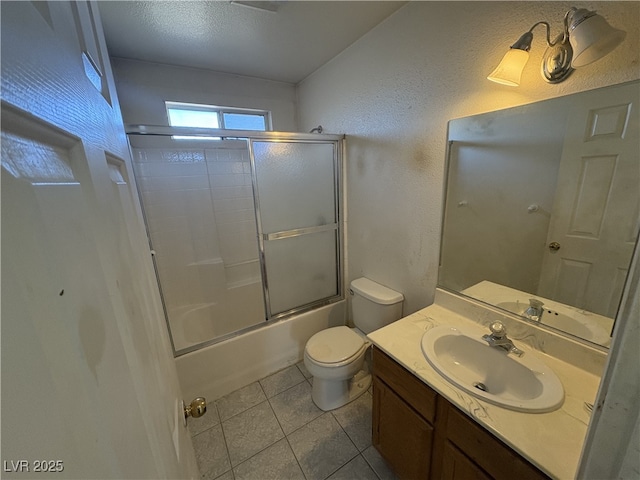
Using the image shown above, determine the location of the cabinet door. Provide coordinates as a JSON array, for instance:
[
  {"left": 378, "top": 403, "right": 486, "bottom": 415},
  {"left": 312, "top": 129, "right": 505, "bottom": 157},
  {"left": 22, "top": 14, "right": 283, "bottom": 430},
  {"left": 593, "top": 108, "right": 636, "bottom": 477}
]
[
  {"left": 442, "top": 442, "right": 492, "bottom": 480},
  {"left": 373, "top": 377, "right": 434, "bottom": 479},
  {"left": 445, "top": 406, "right": 549, "bottom": 480}
]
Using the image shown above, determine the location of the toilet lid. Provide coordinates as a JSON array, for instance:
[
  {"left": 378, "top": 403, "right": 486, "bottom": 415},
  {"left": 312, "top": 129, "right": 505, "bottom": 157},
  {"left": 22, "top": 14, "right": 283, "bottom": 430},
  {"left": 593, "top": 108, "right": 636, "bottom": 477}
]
[{"left": 306, "top": 326, "right": 366, "bottom": 364}]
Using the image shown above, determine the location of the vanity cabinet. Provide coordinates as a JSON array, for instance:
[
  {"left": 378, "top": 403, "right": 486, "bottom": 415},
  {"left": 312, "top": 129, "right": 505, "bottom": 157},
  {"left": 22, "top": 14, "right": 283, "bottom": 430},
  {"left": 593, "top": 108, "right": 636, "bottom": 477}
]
[
  {"left": 372, "top": 347, "right": 549, "bottom": 480},
  {"left": 372, "top": 343, "right": 437, "bottom": 479}
]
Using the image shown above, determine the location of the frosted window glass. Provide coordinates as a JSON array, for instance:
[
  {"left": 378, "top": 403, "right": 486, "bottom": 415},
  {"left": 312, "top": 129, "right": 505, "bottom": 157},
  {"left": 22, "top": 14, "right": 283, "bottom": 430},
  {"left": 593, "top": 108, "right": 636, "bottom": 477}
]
[
  {"left": 264, "top": 231, "right": 338, "bottom": 315},
  {"left": 253, "top": 142, "right": 336, "bottom": 233}
]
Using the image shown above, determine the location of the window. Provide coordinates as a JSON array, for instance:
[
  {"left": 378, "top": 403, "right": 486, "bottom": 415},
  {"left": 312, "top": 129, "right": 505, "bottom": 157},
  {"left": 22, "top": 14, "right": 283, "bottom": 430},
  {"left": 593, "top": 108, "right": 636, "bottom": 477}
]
[{"left": 166, "top": 102, "right": 271, "bottom": 140}]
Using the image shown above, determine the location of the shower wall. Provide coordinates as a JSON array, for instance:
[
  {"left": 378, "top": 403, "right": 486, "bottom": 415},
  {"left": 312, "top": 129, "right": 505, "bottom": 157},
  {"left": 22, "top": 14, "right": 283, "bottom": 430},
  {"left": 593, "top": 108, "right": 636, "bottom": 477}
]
[{"left": 130, "top": 135, "right": 265, "bottom": 351}]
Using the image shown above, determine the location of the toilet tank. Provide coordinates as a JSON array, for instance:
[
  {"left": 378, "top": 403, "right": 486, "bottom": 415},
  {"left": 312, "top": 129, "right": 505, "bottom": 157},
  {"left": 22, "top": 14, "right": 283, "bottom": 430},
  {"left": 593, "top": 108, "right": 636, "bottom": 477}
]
[{"left": 350, "top": 277, "right": 404, "bottom": 334}]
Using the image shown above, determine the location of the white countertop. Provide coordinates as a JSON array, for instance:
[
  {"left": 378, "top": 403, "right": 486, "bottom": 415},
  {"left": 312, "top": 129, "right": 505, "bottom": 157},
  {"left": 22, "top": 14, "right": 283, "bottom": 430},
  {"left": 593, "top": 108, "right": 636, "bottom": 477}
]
[{"left": 367, "top": 297, "right": 604, "bottom": 480}]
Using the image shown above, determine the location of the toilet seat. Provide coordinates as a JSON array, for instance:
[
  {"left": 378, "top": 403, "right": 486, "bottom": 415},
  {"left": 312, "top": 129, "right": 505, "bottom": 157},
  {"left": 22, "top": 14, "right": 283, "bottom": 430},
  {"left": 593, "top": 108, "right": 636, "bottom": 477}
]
[{"left": 305, "top": 326, "right": 367, "bottom": 365}]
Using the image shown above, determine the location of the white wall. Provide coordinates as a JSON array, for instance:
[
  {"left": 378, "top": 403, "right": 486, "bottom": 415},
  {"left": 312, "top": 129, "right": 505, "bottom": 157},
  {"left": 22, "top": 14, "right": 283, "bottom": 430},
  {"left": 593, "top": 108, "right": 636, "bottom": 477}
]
[
  {"left": 296, "top": 1, "right": 640, "bottom": 315},
  {"left": 111, "top": 57, "right": 298, "bottom": 130}
]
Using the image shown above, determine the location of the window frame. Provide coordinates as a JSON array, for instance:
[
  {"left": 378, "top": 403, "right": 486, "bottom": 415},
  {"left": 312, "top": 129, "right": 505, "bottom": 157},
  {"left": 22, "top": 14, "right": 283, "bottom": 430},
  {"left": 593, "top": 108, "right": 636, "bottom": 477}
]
[{"left": 165, "top": 101, "right": 272, "bottom": 132}]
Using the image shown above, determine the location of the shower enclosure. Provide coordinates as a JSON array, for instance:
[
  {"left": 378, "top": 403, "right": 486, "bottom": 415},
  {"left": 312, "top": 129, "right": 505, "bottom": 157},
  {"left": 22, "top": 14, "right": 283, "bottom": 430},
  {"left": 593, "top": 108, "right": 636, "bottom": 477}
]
[{"left": 127, "top": 127, "right": 343, "bottom": 355}]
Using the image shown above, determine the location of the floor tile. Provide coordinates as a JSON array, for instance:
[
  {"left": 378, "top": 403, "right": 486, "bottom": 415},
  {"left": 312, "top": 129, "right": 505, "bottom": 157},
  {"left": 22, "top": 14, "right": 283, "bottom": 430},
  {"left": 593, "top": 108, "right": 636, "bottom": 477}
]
[
  {"left": 362, "top": 445, "right": 398, "bottom": 480},
  {"left": 189, "top": 401, "right": 221, "bottom": 437},
  {"left": 287, "top": 413, "right": 359, "bottom": 480},
  {"left": 260, "top": 365, "right": 305, "bottom": 398},
  {"left": 214, "top": 470, "right": 234, "bottom": 480},
  {"left": 327, "top": 454, "right": 379, "bottom": 480},
  {"left": 222, "top": 401, "right": 284, "bottom": 466},
  {"left": 216, "top": 382, "right": 266, "bottom": 422},
  {"left": 332, "top": 392, "right": 373, "bottom": 451},
  {"left": 233, "top": 438, "right": 305, "bottom": 480},
  {"left": 192, "top": 424, "right": 231, "bottom": 479},
  {"left": 296, "top": 361, "right": 313, "bottom": 379},
  {"left": 269, "top": 381, "right": 323, "bottom": 434}
]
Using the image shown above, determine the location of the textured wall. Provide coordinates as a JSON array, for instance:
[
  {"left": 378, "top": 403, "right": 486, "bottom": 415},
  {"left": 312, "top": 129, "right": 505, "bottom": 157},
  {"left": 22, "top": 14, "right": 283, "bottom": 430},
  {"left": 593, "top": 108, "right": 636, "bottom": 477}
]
[
  {"left": 111, "top": 57, "right": 298, "bottom": 130},
  {"left": 297, "top": 1, "right": 640, "bottom": 315}
]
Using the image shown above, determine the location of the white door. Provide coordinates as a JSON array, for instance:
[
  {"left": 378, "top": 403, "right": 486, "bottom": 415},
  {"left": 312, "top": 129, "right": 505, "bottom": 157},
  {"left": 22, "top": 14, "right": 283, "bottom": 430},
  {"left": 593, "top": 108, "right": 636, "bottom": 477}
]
[
  {"left": 1, "top": 2, "right": 199, "bottom": 478},
  {"left": 538, "top": 82, "right": 639, "bottom": 318}
]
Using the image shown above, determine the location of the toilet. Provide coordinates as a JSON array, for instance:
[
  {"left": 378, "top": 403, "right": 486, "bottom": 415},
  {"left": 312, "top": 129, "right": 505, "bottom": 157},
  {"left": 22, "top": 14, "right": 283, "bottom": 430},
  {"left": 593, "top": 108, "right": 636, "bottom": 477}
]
[{"left": 304, "top": 277, "right": 404, "bottom": 411}]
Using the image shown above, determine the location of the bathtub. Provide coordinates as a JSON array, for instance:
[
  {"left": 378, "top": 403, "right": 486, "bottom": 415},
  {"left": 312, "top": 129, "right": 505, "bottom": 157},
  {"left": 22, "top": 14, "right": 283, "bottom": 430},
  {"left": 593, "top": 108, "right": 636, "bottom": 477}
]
[
  {"left": 169, "top": 281, "right": 266, "bottom": 352},
  {"left": 175, "top": 300, "right": 346, "bottom": 402}
]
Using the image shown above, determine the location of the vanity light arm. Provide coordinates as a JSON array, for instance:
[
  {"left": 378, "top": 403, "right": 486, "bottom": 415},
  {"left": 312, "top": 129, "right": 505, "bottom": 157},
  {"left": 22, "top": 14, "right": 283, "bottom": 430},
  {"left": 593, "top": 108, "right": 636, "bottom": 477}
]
[{"left": 522, "top": 15, "right": 571, "bottom": 49}]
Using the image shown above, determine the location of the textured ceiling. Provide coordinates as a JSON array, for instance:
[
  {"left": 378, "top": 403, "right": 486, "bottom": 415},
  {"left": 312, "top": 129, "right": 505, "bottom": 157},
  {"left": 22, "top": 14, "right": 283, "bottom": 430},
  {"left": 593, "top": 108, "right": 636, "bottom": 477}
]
[{"left": 98, "top": 1, "right": 406, "bottom": 84}]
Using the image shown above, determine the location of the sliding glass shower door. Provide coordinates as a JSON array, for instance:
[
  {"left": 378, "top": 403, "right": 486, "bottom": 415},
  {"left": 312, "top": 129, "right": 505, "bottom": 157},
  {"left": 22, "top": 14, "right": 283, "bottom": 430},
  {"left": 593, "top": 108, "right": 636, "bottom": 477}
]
[
  {"left": 251, "top": 140, "right": 341, "bottom": 318},
  {"left": 128, "top": 130, "right": 342, "bottom": 355},
  {"left": 129, "top": 135, "right": 266, "bottom": 353}
]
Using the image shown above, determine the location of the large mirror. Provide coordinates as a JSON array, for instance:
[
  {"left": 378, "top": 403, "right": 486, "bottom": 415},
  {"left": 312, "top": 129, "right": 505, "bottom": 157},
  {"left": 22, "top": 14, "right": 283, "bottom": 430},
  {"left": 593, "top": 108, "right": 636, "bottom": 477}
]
[{"left": 440, "top": 80, "right": 639, "bottom": 349}]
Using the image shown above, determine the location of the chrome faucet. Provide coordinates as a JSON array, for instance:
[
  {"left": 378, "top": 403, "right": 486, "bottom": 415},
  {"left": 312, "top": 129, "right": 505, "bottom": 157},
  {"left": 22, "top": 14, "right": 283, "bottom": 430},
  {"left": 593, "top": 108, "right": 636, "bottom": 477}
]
[
  {"left": 524, "top": 298, "right": 544, "bottom": 322},
  {"left": 482, "top": 321, "right": 524, "bottom": 357}
]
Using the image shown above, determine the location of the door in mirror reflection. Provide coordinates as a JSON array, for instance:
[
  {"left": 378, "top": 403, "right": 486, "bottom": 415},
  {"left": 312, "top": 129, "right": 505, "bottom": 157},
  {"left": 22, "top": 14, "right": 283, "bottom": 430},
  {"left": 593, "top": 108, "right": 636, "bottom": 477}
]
[{"left": 538, "top": 83, "right": 639, "bottom": 318}]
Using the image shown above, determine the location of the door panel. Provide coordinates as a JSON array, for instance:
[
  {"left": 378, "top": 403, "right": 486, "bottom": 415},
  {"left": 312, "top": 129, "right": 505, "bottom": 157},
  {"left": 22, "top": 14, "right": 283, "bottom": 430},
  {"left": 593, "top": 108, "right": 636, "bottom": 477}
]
[
  {"left": 252, "top": 141, "right": 336, "bottom": 232},
  {"left": 263, "top": 230, "right": 339, "bottom": 314},
  {"left": 1, "top": 2, "right": 198, "bottom": 478},
  {"left": 538, "top": 82, "right": 640, "bottom": 318},
  {"left": 250, "top": 139, "right": 341, "bottom": 317}
]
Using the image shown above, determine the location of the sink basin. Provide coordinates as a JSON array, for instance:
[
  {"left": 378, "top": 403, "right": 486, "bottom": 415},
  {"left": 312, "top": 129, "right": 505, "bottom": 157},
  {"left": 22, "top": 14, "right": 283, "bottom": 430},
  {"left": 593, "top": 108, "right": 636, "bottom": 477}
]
[
  {"left": 496, "top": 301, "right": 611, "bottom": 346},
  {"left": 421, "top": 325, "right": 564, "bottom": 412}
]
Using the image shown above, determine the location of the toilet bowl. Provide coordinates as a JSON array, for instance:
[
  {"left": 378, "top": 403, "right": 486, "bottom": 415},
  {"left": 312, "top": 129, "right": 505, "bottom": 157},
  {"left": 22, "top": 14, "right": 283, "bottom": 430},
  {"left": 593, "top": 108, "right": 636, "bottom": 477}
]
[
  {"left": 304, "top": 277, "right": 404, "bottom": 411},
  {"left": 304, "top": 326, "right": 371, "bottom": 411}
]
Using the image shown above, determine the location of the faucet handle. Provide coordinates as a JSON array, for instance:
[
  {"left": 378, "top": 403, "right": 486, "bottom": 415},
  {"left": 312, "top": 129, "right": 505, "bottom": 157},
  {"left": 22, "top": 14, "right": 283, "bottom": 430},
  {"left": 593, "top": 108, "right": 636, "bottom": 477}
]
[
  {"left": 489, "top": 321, "right": 506, "bottom": 338},
  {"left": 529, "top": 298, "right": 544, "bottom": 309}
]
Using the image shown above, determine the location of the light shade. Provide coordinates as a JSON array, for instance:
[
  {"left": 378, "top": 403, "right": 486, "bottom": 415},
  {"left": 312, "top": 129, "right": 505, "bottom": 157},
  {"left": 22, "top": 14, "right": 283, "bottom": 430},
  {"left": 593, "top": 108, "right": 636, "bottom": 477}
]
[
  {"left": 569, "top": 13, "right": 626, "bottom": 67},
  {"left": 487, "top": 49, "right": 530, "bottom": 86}
]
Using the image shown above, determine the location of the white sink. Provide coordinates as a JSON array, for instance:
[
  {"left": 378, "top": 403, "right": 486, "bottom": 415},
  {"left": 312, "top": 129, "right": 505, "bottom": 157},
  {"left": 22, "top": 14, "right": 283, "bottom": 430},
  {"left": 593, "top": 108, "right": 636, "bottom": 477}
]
[
  {"left": 421, "top": 325, "right": 564, "bottom": 412},
  {"left": 496, "top": 301, "right": 611, "bottom": 346}
]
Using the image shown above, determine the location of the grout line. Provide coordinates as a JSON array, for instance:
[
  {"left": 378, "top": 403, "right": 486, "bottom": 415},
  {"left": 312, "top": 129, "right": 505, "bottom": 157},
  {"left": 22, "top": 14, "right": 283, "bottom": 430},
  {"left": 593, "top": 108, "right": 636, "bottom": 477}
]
[
  {"left": 266, "top": 375, "right": 308, "bottom": 401},
  {"left": 230, "top": 437, "right": 287, "bottom": 476},
  {"left": 224, "top": 399, "right": 284, "bottom": 470},
  {"left": 321, "top": 451, "right": 361, "bottom": 480},
  {"left": 360, "top": 450, "right": 385, "bottom": 480},
  {"left": 265, "top": 395, "right": 286, "bottom": 438},
  {"left": 217, "top": 382, "right": 268, "bottom": 423},
  {"left": 283, "top": 433, "right": 309, "bottom": 480},
  {"left": 217, "top": 412, "right": 235, "bottom": 479}
]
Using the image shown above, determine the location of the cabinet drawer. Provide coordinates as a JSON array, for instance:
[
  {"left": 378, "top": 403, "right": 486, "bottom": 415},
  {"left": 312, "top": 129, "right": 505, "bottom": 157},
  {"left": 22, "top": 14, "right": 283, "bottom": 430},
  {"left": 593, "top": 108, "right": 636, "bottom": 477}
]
[
  {"left": 445, "top": 406, "right": 549, "bottom": 480},
  {"left": 373, "top": 347, "right": 437, "bottom": 423}
]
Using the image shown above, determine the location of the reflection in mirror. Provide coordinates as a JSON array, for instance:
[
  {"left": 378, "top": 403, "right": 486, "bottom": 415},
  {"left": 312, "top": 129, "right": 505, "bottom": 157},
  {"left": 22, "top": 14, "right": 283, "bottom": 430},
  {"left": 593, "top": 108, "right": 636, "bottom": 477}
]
[{"left": 440, "top": 80, "right": 639, "bottom": 349}]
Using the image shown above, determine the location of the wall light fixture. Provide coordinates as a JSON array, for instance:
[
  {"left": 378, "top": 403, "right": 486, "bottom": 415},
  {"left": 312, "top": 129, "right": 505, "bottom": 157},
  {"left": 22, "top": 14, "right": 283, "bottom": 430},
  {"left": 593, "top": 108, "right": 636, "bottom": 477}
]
[{"left": 487, "top": 7, "right": 626, "bottom": 86}]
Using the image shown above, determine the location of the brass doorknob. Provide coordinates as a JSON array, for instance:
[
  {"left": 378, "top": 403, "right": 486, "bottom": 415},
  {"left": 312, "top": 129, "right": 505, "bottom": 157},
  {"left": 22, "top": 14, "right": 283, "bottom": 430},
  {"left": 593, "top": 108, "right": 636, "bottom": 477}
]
[
  {"left": 548, "top": 241, "right": 561, "bottom": 252},
  {"left": 184, "top": 397, "right": 207, "bottom": 420}
]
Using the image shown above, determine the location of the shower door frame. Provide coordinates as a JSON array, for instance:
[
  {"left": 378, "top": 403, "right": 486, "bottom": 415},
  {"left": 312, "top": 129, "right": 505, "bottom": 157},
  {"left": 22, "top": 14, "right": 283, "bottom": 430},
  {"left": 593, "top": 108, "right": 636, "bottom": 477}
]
[
  {"left": 126, "top": 125, "right": 345, "bottom": 356},
  {"left": 248, "top": 137, "right": 344, "bottom": 321}
]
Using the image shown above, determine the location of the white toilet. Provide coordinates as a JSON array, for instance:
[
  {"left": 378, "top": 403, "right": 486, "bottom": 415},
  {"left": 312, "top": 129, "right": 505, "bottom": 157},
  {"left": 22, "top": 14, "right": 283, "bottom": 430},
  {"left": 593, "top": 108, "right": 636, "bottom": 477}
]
[{"left": 304, "top": 277, "right": 404, "bottom": 411}]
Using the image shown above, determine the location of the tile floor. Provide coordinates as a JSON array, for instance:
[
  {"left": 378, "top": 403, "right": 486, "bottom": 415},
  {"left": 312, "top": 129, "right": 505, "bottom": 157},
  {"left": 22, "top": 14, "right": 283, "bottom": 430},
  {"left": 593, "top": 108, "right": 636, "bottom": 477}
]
[{"left": 189, "top": 362, "right": 398, "bottom": 480}]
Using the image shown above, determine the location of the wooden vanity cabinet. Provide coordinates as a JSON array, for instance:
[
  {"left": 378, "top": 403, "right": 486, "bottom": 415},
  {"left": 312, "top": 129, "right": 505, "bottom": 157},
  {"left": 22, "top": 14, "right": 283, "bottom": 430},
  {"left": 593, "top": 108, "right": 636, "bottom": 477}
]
[
  {"left": 372, "top": 344, "right": 438, "bottom": 479},
  {"left": 372, "top": 347, "right": 549, "bottom": 480}
]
